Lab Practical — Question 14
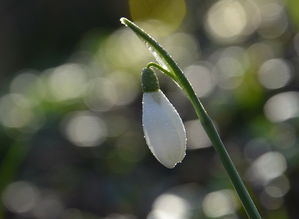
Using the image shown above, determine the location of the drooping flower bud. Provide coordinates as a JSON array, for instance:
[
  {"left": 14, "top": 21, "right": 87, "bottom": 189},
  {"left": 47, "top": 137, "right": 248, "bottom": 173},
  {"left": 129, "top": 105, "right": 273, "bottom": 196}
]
[
  {"left": 141, "top": 67, "right": 160, "bottom": 92},
  {"left": 142, "top": 68, "right": 186, "bottom": 168}
]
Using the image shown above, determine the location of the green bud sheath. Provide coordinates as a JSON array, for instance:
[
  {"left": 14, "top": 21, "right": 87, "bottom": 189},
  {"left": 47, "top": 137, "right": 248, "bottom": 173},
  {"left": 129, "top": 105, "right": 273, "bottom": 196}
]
[{"left": 141, "top": 67, "right": 160, "bottom": 92}]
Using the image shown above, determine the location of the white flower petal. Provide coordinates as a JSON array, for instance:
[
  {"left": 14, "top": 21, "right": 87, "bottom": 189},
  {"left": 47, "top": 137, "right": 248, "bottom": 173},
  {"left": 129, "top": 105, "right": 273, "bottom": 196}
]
[{"left": 142, "top": 90, "right": 186, "bottom": 168}]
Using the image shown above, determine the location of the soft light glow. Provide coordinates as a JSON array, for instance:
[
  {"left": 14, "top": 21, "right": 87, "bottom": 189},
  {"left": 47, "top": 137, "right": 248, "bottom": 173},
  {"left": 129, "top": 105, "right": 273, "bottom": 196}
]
[
  {"left": 264, "top": 92, "right": 299, "bottom": 122},
  {"left": 129, "top": 0, "right": 186, "bottom": 34},
  {"left": 216, "top": 56, "right": 244, "bottom": 90},
  {"left": 148, "top": 193, "right": 189, "bottom": 219},
  {"left": 2, "top": 181, "right": 39, "bottom": 214},
  {"left": 85, "top": 73, "right": 138, "bottom": 112},
  {"left": 212, "top": 46, "right": 248, "bottom": 90},
  {"left": 206, "top": 0, "right": 247, "bottom": 42},
  {"left": 163, "top": 33, "right": 200, "bottom": 67},
  {"left": 107, "top": 72, "right": 139, "bottom": 106},
  {"left": 0, "top": 94, "right": 35, "bottom": 129},
  {"left": 202, "top": 189, "right": 238, "bottom": 218},
  {"left": 258, "top": 58, "right": 292, "bottom": 89},
  {"left": 258, "top": 2, "right": 284, "bottom": 22},
  {"left": 264, "top": 175, "right": 290, "bottom": 198},
  {"left": 84, "top": 77, "right": 118, "bottom": 112},
  {"left": 48, "top": 63, "right": 87, "bottom": 101},
  {"left": 63, "top": 111, "right": 107, "bottom": 147},
  {"left": 247, "top": 152, "right": 287, "bottom": 184},
  {"left": 10, "top": 71, "right": 39, "bottom": 94},
  {"left": 184, "top": 120, "right": 212, "bottom": 149},
  {"left": 185, "top": 64, "right": 215, "bottom": 98},
  {"left": 247, "top": 42, "right": 276, "bottom": 65},
  {"left": 102, "top": 28, "right": 149, "bottom": 69},
  {"left": 257, "top": 2, "right": 287, "bottom": 39}
]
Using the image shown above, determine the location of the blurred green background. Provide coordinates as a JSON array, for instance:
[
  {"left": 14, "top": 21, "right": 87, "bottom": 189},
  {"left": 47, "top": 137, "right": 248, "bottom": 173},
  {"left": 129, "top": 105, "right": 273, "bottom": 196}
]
[{"left": 1, "top": 0, "right": 299, "bottom": 218}]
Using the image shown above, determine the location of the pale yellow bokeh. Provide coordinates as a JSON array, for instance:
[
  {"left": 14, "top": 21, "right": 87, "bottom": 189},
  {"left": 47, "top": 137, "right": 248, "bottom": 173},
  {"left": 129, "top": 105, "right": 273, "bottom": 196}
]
[
  {"left": 129, "top": 0, "right": 186, "bottom": 34},
  {"left": 205, "top": 0, "right": 261, "bottom": 43}
]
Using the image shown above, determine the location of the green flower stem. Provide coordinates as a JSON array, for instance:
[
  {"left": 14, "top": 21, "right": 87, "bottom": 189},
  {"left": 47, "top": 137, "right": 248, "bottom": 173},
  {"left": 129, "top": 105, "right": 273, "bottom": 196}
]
[{"left": 121, "top": 17, "right": 262, "bottom": 219}]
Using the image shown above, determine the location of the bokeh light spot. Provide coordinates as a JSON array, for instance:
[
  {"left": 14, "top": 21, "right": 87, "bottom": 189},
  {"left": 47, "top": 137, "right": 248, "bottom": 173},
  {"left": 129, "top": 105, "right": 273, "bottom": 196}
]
[
  {"left": 216, "top": 56, "right": 244, "bottom": 90},
  {"left": 264, "top": 92, "right": 299, "bottom": 122},
  {"left": 2, "top": 181, "right": 39, "bottom": 214},
  {"left": 63, "top": 111, "right": 107, "bottom": 147},
  {"left": 202, "top": 189, "right": 238, "bottom": 218},
  {"left": 265, "top": 175, "right": 290, "bottom": 198},
  {"left": 185, "top": 120, "right": 212, "bottom": 150},
  {"left": 10, "top": 71, "right": 39, "bottom": 94},
  {"left": 247, "top": 152, "right": 287, "bottom": 184},
  {"left": 163, "top": 33, "right": 200, "bottom": 67},
  {"left": 185, "top": 64, "right": 215, "bottom": 98},
  {"left": 84, "top": 77, "right": 118, "bottom": 112},
  {"left": 102, "top": 28, "right": 149, "bottom": 69},
  {"left": 48, "top": 64, "right": 87, "bottom": 102},
  {"left": 0, "top": 94, "right": 35, "bottom": 129},
  {"left": 129, "top": 0, "right": 186, "bottom": 34},
  {"left": 258, "top": 58, "right": 292, "bottom": 89},
  {"left": 258, "top": 2, "right": 288, "bottom": 39},
  {"left": 205, "top": 0, "right": 259, "bottom": 43},
  {"left": 84, "top": 72, "right": 138, "bottom": 112},
  {"left": 148, "top": 193, "right": 190, "bottom": 219}
]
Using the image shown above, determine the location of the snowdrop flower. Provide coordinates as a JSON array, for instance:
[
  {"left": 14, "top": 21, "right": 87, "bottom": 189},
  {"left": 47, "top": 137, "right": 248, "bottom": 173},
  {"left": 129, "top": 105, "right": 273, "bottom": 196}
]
[{"left": 142, "top": 68, "right": 186, "bottom": 168}]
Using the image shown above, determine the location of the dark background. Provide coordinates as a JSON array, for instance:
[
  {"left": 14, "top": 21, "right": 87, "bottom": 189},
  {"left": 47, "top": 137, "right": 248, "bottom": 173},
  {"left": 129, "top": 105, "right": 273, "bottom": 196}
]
[{"left": 0, "top": 0, "right": 299, "bottom": 218}]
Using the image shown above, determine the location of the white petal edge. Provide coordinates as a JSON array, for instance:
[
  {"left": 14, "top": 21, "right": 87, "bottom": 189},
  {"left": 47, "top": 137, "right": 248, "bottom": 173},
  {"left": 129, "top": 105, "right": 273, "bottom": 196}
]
[{"left": 142, "top": 90, "right": 186, "bottom": 168}]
